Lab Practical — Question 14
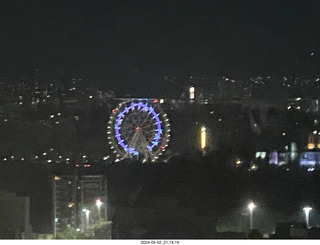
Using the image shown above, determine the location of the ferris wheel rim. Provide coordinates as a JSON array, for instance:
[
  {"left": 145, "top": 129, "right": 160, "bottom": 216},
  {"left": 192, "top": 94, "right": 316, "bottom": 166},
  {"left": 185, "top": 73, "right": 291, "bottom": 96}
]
[
  {"left": 108, "top": 100, "right": 170, "bottom": 161},
  {"left": 114, "top": 102, "right": 162, "bottom": 154}
]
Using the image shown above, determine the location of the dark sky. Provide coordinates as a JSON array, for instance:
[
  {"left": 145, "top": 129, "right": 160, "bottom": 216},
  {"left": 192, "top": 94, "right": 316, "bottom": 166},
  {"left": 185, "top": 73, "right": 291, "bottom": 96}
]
[{"left": 1, "top": 0, "right": 320, "bottom": 92}]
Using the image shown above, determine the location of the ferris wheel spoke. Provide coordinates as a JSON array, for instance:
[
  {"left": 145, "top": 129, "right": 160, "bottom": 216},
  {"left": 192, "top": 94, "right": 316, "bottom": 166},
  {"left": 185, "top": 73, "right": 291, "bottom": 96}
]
[{"left": 140, "top": 113, "right": 153, "bottom": 127}]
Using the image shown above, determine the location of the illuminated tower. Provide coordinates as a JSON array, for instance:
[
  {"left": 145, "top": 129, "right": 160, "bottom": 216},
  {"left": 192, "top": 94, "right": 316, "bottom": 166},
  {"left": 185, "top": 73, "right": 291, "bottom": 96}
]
[{"left": 200, "top": 126, "right": 207, "bottom": 151}]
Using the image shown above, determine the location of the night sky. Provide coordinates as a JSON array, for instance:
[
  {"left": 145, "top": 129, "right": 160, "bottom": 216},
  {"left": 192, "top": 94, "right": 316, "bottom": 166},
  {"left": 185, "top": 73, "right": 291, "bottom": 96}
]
[{"left": 1, "top": 0, "right": 320, "bottom": 93}]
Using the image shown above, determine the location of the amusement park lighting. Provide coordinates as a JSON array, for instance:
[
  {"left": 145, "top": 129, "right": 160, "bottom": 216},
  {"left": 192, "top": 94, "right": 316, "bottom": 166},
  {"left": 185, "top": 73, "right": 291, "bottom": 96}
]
[{"left": 108, "top": 100, "right": 170, "bottom": 162}]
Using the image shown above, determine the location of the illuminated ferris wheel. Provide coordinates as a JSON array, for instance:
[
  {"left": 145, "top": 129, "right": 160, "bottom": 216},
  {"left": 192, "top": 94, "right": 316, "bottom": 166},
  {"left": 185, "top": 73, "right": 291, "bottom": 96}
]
[{"left": 107, "top": 100, "right": 170, "bottom": 162}]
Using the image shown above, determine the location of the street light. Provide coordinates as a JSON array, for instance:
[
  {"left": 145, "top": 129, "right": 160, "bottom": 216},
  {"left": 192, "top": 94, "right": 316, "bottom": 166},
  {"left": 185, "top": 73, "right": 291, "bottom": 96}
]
[
  {"left": 95, "top": 199, "right": 102, "bottom": 226},
  {"left": 303, "top": 206, "right": 312, "bottom": 228},
  {"left": 82, "top": 208, "right": 90, "bottom": 232},
  {"left": 248, "top": 202, "right": 256, "bottom": 230}
]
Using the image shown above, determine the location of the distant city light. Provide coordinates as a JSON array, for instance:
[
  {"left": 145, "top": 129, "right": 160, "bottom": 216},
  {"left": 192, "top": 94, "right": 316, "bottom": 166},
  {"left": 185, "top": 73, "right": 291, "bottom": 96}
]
[
  {"left": 308, "top": 143, "right": 315, "bottom": 150},
  {"left": 54, "top": 176, "right": 61, "bottom": 181},
  {"left": 189, "top": 86, "right": 195, "bottom": 100}
]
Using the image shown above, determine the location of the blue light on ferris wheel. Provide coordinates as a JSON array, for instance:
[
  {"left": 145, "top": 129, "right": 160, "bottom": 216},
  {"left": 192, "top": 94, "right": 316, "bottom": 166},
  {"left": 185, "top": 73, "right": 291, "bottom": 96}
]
[{"left": 114, "top": 102, "right": 162, "bottom": 154}]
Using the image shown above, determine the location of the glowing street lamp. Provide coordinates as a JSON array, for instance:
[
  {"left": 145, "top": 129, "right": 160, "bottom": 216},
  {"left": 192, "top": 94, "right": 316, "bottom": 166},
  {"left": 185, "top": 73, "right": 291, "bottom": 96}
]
[
  {"left": 82, "top": 208, "right": 90, "bottom": 231},
  {"left": 303, "top": 206, "right": 312, "bottom": 228},
  {"left": 95, "top": 199, "right": 102, "bottom": 226},
  {"left": 248, "top": 202, "right": 256, "bottom": 230}
]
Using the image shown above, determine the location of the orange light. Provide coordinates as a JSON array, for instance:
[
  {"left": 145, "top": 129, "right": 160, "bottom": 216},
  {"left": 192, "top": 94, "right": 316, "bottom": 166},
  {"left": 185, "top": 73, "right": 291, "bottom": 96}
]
[
  {"left": 153, "top": 99, "right": 158, "bottom": 103},
  {"left": 136, "top": 126, "right": 140, "bottom": 130},
  {"left": 308, "top": 143, "right": 315, "bottom": 150}
]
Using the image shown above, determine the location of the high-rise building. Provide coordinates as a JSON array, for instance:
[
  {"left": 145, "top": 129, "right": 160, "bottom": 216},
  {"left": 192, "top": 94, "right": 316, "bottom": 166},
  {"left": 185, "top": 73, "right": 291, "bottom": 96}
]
[{"left": 52, "top": 174, "right": 108, "bottom": 238}]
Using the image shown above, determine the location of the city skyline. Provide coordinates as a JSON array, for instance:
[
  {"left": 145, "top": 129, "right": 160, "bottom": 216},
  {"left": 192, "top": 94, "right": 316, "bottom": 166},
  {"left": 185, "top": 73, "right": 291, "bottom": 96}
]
[{"left": 2, "top": 0, "right": 320, "bottom": 240}]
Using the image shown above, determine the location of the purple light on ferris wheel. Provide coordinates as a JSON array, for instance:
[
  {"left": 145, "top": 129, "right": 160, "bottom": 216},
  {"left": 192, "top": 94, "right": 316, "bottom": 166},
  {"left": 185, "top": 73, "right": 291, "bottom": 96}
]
[{"left": 114, "top": 102, "right": 162, "bottom": 154}]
